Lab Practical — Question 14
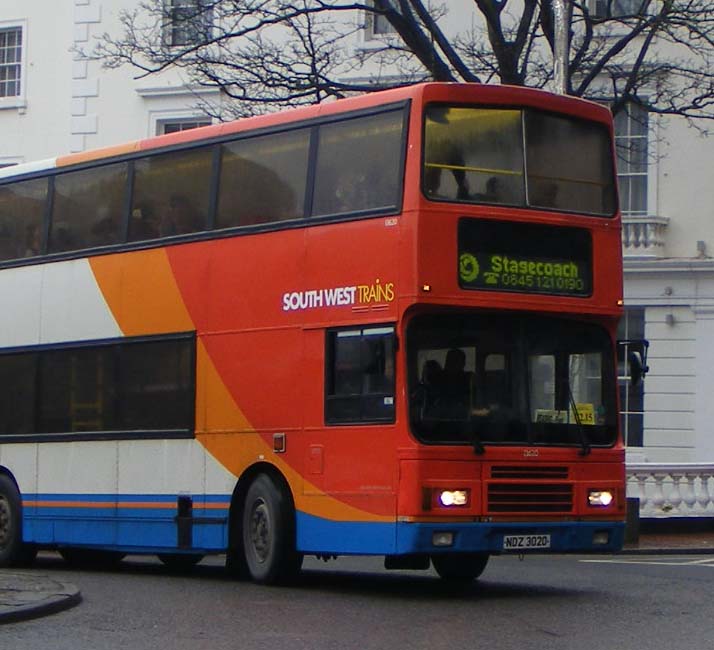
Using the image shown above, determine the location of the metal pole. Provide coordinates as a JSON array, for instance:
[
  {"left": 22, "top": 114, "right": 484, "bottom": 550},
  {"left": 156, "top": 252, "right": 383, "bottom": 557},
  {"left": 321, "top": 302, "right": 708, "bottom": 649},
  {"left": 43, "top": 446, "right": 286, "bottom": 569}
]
[{"left": 552, "top": 0, "right": 570, "bottom": 95}]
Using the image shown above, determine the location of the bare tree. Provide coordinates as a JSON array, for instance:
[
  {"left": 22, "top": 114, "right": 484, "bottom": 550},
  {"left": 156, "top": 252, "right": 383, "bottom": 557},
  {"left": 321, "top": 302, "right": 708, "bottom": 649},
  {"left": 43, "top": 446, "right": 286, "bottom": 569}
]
[{"left": 92, "top": 0, "right": 714, "bottom": 123}]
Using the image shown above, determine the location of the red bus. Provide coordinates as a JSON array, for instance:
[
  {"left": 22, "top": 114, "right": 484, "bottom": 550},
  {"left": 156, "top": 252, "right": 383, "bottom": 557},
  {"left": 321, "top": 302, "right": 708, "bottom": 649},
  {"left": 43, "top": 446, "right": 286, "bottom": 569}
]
[{"left": 0, "top": 82, "right": 625, "bottom": 583}]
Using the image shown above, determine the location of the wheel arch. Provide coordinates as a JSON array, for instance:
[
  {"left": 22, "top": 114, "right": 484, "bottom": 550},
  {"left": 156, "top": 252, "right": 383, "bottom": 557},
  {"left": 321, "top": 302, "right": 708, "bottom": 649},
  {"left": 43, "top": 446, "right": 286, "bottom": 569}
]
[
  {"left": 0, "top": 466, "right": 21, "bottom": 492},
  {"left": 227, "top": 462, "right": 296, "bottom": 555}
]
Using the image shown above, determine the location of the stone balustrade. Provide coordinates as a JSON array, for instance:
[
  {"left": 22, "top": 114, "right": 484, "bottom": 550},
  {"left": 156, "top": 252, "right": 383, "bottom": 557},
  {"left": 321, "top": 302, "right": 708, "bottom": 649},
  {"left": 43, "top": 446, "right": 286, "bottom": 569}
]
[
  {"left": 621, "top": 215, "right": 669, "bottom": 258},
  {"left": 627, "top": 463, "right": 714, "bottom": 518}
]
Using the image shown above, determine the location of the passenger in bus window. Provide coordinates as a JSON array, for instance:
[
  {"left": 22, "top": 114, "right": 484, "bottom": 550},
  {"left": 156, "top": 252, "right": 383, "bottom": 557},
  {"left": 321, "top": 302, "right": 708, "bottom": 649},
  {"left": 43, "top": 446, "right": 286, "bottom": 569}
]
[
  {"left": 24, "top": 223, "right": 41, "bottom": 257},
  {"left": 475, "top": 177, "right": 503, "bottom": 204},
  {"left": 424, "top": 140, "right": 470, "bottom": 201},
  {"left": 0, "top": 223, "right": 14, "bottom": 260},
  {"left": 91, "top": 203, "right": 123, "bottom": 246},
  {"left": 334, "top": 170, "right": 370, "bottom": 213},
  {"left": 130, "top": 204, "right": 160, "bottom": 241},
  {"left": 419, "top": 359, "right": 443, "bottom": 416},
  {"left": 438, "top": 348, "right": 472, "bottom": 417},
  {"left": 160, "top": 194, "right": 203, "bottom": 236},
  {"left": 51, "top": 223, "right": 76, "bottom": 252}
]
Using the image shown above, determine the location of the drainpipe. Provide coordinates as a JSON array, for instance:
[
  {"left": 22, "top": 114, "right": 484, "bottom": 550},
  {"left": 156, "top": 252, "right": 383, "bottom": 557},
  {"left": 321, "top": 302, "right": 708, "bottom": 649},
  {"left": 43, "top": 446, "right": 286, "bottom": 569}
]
[{"left": 552, "top": 0, "right": 571, "bottom": 95}]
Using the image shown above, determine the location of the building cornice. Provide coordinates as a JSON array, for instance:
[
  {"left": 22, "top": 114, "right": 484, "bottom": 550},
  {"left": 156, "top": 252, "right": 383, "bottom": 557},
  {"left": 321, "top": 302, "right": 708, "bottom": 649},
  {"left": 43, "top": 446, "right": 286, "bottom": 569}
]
[
  {"left": 135, "top": 85, "right": 222, "bottom": 98},
  {"left": 624, "top": 257, "right": 714, "bottom": 274}
]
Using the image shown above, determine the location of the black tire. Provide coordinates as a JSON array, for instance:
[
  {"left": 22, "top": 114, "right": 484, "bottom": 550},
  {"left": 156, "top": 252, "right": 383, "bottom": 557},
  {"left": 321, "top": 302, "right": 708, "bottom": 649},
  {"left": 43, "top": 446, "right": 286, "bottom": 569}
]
[
  {"left": 431, "top": 553, "right": 489, "bottom": 583},
  {"left": 0, "top": 474, "right": 35, "bottom": 567},
  {"left": 158, "top": 553, "right": 204, "bottom": 570},
  {"left": 242, "top": 474, "right": 302, "bottom": 585}
]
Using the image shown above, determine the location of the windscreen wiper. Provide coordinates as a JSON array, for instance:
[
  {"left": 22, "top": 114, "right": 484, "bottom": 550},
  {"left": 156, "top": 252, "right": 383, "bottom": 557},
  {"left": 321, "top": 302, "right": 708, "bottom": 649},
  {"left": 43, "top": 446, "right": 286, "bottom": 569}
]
[
  {"left": 471, "top": 427, "right": 485, "bottom": 455},
  {"left": 566, "top": 383, "right": 591, "bottom": 457}
]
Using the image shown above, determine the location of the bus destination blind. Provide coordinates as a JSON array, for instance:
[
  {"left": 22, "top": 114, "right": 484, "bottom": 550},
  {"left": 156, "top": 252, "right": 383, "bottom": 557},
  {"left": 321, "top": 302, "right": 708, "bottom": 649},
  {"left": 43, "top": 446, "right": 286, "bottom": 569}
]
[{"left": 458, "top": 219, "right": 592, "bottom": 297}]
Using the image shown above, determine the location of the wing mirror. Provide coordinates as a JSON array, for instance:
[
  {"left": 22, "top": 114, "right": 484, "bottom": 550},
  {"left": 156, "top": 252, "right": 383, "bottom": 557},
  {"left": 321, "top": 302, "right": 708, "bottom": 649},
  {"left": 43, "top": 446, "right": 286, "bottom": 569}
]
[{"left": 618, "top": 339, "right": 649, "bottom": 386}]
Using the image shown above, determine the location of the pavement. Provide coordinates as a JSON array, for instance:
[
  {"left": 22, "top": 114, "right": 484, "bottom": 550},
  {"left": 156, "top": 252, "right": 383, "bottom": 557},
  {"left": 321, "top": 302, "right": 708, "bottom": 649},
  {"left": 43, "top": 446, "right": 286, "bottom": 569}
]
[
  {"left": 622, "top": 529, "right": 714, "bottom": 554},
  {"left": 0, "top": 569, "right": 81, "bottom": 624},
  {"left": 1, "top": 529, "right": 713, "bottom": 624}
]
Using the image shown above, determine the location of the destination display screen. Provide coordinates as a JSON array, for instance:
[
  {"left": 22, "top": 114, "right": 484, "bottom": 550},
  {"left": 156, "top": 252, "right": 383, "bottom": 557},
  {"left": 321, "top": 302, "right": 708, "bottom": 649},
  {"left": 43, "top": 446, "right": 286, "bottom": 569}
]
[{"left": 458, "top": 219, "right": 592, "bottom": 297}]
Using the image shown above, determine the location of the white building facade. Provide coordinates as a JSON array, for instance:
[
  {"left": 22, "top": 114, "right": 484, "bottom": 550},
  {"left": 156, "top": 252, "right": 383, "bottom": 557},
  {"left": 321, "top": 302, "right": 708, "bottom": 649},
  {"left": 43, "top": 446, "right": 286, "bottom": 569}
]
[
  {"left": 0, "top": 0, "right": 220, "bottom": 164},
  {"left": 2, "top": 1, "right": 714, "bottom": 508}
]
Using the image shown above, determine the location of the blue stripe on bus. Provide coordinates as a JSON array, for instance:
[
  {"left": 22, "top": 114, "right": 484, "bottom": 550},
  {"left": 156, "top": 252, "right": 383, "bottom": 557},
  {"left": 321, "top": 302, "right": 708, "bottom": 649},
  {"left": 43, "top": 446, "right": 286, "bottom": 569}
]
[
  {"left": 22, "top": 493, "right": 230, "bottom": 552},
  {"left": 296, "top": 512, "right": 398, "bottom": 555},
  {"left": 296, "top": 513, "right": 625, "bottom": 555},
  {"left": 394, "top": 520, "right": 625, "bottom": 554}
]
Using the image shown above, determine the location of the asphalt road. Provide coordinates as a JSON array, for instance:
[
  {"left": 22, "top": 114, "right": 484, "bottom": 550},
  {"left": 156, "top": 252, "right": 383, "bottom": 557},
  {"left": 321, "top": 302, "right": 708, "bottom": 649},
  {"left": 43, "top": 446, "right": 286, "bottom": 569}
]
[{"left": 2, "top": 552, "right": 713, "bottom": 650}]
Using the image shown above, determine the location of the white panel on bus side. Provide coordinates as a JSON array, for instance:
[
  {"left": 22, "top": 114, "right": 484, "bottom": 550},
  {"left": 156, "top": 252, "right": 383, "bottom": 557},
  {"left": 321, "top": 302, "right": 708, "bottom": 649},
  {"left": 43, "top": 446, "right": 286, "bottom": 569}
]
[
  {"left": 0, "top": 264, "right": 42, "bottom": 348},
  {"left": 0, "top": 443, "right": 38, "bottom": 497},
  {"left": 117, "top": 439, "right": 214, "bottom": 496},
  {"left": 37, "top": 440, "right": 118, "bottom": 495},
  {"left": 39, "top": 258, "right": 122, "bottom": 344}
]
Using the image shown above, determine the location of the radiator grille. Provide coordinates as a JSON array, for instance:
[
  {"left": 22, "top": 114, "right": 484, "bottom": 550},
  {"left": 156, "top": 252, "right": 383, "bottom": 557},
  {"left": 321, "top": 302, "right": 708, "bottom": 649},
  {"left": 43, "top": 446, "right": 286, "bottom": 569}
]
[
  {"left": 487, "top": 483, "right": 573, "bottom": 513},
  {"left": 490, "top": 465, "right": 569, "bottom": 480}
]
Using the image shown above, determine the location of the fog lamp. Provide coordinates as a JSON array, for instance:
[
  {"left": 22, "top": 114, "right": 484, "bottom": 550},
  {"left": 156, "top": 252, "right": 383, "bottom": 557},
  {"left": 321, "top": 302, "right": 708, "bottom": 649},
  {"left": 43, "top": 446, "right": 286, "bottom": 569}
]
[
  {"left": 432, "top": 531, "right": 454, "bottom": 547},
  {"left": 593, "top": 531, "right": 610, "bottom": 545},
  {"left": 438, "top": 489, "right": 470, "bottom": 507},
  {"left": 588, "top": 490, "right": 614, "bottom": 507}
]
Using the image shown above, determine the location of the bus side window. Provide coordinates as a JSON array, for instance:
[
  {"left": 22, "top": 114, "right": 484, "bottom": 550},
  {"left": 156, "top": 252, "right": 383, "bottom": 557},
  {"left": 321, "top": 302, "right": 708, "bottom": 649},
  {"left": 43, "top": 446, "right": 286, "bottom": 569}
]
[
  {"left": 131, "top": 147, "right": 212, "bottom": 241},
  {"left": 325, "top": 326, "right": 396, "bottom": 425},
  {"left": 216, "top": 129, "right": 310, "bottom": 229},
  {"left": 50, "top": 162, "right": 128, "bottom": 253},
  {"left": 312, "top": 110, "right": 404, "bottom": 217}
]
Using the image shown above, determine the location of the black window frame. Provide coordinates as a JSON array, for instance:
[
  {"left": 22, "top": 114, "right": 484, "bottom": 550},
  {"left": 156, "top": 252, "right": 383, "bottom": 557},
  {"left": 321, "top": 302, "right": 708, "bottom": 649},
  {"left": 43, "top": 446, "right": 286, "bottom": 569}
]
[
  {"left": 164, "top": 0, "right": 213, "bottom": 48},
  {"left": 590, "top": 0, "right": 647, "bottom": 20},
  {"left": 0, "top": 26, "right": 23, "bottom": 99},
  {"left": 0, "top": 332, "right": 196, "bottom": 443},
  {"left": 325, "top": 324, "right": 397, "bottom": 425}
]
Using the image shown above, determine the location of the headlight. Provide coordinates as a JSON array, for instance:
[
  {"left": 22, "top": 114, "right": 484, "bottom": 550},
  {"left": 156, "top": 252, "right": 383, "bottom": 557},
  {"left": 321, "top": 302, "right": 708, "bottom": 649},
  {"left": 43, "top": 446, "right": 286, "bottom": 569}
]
[
  {"left": 588, "top": 490, "right": 614, "bottom": 507},
  {"left": 438, "top": 489, "right": 470, "bottom": 507}
]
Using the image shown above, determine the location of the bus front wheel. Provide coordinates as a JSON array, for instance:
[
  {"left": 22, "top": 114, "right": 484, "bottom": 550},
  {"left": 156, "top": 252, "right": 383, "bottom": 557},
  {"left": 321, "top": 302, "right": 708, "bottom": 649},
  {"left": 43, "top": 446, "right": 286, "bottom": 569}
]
[
  {"left": 431, "top": 553, "right": 489, "bottom": 583},
  {"left": 242, "top": 474, "right": 302, "bottom": 585},
  {"left": 0, "top": 474, "right": 36, "bottom": 567}
]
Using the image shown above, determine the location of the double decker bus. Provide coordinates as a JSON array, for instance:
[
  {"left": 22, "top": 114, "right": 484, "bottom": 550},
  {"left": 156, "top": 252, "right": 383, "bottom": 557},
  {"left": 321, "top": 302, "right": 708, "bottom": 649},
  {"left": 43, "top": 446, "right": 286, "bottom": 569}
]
[{"left": 0, "top": 83, "right": 625, "bottom": 583}]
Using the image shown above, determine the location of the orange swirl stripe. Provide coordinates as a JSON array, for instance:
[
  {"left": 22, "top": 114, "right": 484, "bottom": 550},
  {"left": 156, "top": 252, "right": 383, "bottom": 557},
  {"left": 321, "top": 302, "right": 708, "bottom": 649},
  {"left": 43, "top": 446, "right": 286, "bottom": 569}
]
[{"left": 89, "top": 249, "right": 389, "bottom": 523}]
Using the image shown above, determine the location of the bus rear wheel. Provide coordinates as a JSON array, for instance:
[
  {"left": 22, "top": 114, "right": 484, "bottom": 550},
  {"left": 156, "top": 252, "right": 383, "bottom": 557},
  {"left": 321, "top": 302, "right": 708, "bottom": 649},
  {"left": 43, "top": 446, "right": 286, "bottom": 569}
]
[
  {"left": 242, "top": 474, "right": 302, "bottom": 585},
  {"left": 0, "top": 475, "right": 36, "bottom": 567},
  {"left": 431, "top": 553, "right": 489, "bottom": 583}
]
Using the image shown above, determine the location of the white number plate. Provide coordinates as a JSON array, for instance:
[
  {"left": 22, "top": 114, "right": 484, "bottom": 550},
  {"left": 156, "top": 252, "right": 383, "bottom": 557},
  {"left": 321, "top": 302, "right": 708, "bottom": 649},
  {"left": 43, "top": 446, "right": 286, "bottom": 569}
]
[{"left": 502, "top": 534, "right": 551, "bottom": 550}]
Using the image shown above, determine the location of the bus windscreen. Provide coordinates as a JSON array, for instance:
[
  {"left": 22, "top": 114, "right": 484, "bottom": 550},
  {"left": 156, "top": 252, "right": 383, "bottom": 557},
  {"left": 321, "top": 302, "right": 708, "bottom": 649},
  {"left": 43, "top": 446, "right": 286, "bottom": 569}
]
[{"left": 408, "top": 314, "right": 617, "bottom": 449}]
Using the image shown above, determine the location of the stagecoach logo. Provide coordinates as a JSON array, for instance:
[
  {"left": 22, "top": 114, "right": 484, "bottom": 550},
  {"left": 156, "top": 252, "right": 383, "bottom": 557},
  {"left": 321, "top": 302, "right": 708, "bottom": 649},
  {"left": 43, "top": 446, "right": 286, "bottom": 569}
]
[
  {"left": 459, "top": 253, "right": 480, "bottom": 283},
  {"left": 282, "top": 279, "right": 395, "bottom": 312}
]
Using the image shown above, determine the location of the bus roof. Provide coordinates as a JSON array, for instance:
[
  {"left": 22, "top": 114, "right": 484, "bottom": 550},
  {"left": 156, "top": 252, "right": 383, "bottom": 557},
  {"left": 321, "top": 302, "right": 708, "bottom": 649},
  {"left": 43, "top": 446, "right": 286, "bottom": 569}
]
[{"left": 0, "top": 83, "right": 612, "bottom": 182}]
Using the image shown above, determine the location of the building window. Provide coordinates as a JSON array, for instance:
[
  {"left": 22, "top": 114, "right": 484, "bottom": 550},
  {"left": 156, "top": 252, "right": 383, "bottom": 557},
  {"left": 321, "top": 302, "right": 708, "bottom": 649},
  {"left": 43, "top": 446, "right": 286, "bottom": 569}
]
[
  {"left": 164, "top": 0, "right": 212, "bottom": 47},
  {"left": 614, "top": 102, "right": 648, "bottom": 216},
  {"left": 617, "top": 308, "right": 645, "bottom": 447},
  {"left": 0, "top": 26, "right": 22, "bottom": 98},
  {"left": 159, "top": 119, "right": 212, "bottom": 135},
  {"left": 590, "top": 0, "right": 647, "bottom": 19},
  {"left": 366, "top": 0, "right": 397, "bottom": 39},
  {"left": 325, "top": 326, "right": 396, "bottom": 424}
]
